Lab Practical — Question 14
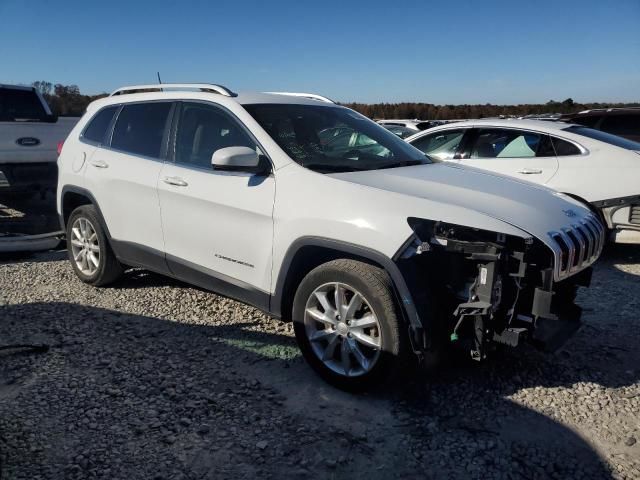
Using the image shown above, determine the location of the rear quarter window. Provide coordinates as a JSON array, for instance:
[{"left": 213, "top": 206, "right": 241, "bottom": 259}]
[
  {"left": 82, "top": 106, "right": 119, "bottom": 144},
  {"left": 551, "top": 137, "right": 582, "bottom": 156}
]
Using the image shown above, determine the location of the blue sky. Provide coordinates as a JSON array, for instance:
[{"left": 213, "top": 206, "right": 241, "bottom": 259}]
[{"left": 1, "top": 0, "right": 638, "bottom": 104}]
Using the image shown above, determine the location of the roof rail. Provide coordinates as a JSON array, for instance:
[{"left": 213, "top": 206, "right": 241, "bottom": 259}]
[
  {"left": 264, "top": 92, "right": 335, "bottom": 104},
  {"left": 110, "top": 83, "right": 237, "bottom": 97}
]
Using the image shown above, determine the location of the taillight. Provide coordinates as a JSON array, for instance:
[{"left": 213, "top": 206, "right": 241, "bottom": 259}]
[{"left": 57, "top": 140, "right": 64, "bottom": 156}]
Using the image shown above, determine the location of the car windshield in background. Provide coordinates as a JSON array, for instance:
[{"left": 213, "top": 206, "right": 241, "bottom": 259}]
[
  {"left": 244, "top": 104, "right": 430, "bottom": 173},
  {"left": 0, "top": 88, "right": 47, "bottom": 121},
  {"left": 564, "top": 125, "right": 640, "bottom": 151}
]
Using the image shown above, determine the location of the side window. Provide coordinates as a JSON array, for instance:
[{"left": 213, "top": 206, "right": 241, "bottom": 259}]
[
  {"left": 573, "top": 115, "right": 601, "bottom": 128},
  {"left": 82, "top": 106, "right": 118, "bottom": 144},
  {"left": 470, "top": 129, "right": 540, "bottom": 159},
  {"left": 551, "top": 137, "right": 581, "bottom": 156},
  {"left": 411, "top": 130, "right": 465, "bottom": 160},
  {"left": 174, "top": 102, "right": 256, "bottom": 169},
  {"left": 111, "top": 102, "right": 172, "bottom": 158},
  {"left": 600, "top": 115, "right": 640, "bottom": 137}
]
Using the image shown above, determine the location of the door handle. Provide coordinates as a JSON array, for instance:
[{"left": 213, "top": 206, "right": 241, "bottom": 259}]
[
  {"left": 163, "top": 176, "right": 188, "bottom": 187},
  {"left": 89, "top": 159, "right": 109, "bottom": 169},
  {"left": 518, "top": 168, "right": 543, "bottom": 174}
]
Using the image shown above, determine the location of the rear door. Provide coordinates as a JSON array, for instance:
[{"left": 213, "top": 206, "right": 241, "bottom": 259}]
[
  {"left": 82, "top": 101, "right": 173, "bottom": 270},
  {"left": 458, "top": 128, "right": 559, "bottom": 184}
]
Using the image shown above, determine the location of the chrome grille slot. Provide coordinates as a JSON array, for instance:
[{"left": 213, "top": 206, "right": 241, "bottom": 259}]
[
  {"left": 565, "top": 229, "right": 582, "bottom": 268},
  {"left": 548, "top": 213, "right": 605, "bottom": 281},
  {"left": 579, "top": 221, "right": 596, "bottom": 260}
]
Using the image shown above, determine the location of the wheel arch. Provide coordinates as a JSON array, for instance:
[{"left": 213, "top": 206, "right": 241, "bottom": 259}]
[
  {"left": 270, "top": 237, "right": 421, "bottom": 330},
  {"left": 60, "top": 186, "right": 112, "bottom": 239}
]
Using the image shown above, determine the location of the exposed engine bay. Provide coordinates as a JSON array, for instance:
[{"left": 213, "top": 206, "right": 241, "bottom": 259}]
[{"left": 396, "top": 218, "right": 593, "bottom": 361}]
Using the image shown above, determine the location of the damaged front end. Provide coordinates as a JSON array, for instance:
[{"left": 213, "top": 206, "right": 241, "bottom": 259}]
[{"left": 395, "top": 217, "right": 603, "bottom": 361}]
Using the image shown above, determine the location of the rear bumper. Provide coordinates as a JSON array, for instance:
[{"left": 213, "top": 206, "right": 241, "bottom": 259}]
[
  {"left": 593, "top": 195, "right": 640, "bottom": 244},
  {"left": 610, "top": 228, "right": 640, "bottom": 244},
  {"left": 0, "top": 162, "right": 58, "bottom": 193},
  {"left": 0, "top": 230, "right": 63, "bottom": 253}
]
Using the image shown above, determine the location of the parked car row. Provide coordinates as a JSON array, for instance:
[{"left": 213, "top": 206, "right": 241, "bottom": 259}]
[
  {"left": 55, "top": 84, "right": 606, "bottom": 389},
  {"left": 377, "top": 119, "right": 451, "bottom": 138},
  {"left": 405, "top": 119, "right": 640, "bottom": 244},
  {"left": 560, "top": 107, "right": 640, "bottom": 142}
]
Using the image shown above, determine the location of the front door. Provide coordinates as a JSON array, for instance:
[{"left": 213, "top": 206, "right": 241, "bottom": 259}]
[{"left": 157, "top": 101, "right": 275, "bottom": 304}]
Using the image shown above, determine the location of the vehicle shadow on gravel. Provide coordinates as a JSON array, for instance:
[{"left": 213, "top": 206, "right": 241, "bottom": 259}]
[{"left": 1, "top": 288, "right": 638, "bottom": 479}]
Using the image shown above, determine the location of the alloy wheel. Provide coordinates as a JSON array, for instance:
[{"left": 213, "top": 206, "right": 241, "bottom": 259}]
[
  {"left": 304, "top": 282, "right": 382, "bottom": 377},
  {"left": 70, "top": 217, "right": 101, "bottom": 276}
]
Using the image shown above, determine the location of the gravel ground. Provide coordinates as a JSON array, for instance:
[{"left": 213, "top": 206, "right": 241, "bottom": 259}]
[{"left": 0, "top": 245, "right": 639, "bottom": 479}]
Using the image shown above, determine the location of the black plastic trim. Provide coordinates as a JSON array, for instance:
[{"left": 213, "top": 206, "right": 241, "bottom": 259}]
[
  {"left": 591, "top": 194, "right": 640, "bottom": 209},
  {"left": 166, "top": 254, "right": 270, "bottom": 313},
  {"left": 59, "top": 185, "right": 111, "bottom": 237},
  {"left": 109, "top": 240, "right": 171, "bottom": 275},
  {"left": 271, "top": 236, "right": 421, "bottom": 329}
]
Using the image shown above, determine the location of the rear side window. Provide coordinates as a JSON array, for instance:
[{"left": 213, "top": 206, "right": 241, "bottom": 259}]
[
  {"left": 572, "top": 115, "right": 601, "bottom": 128},
  {"left": 470, "top": 129, "right": 542, "bottom": 159},
  {"left": 563, "top": 125, "right": 640, "bottom": 151},
  {"left": 599, "top": 115, "right": 640, "bottom": 137},
  {"left": 82, "top": 106, "right": 118, "bottom": 144},
  {"left": 411, "top": 130, "right": 465, "bottom": 160},
  {"left": 0, "top": 87, "right": 47, "bottom": 121},
  {"left": 551, "top": 137, "right": 581, "bottom": 156},
  {"left": 111, "top": 102, "right": 172, "bottom": 158},
  {"left": 174, "top": 102, "right": 256, "bottom": 169}
]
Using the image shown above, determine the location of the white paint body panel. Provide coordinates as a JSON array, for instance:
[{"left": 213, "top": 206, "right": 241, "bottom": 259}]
[
  {"left": 82, "top": 147, "right": 165, "bottom": 253},
  {"left": 158, "top": 163, "right": 275, "bottom": 292}
]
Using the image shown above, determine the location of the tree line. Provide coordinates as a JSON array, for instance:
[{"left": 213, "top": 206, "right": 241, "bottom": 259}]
[
  {"left": 31, "top": 81, "right": 638, "bottom": 119},
  {"left": 344, "top": 98, "right": 640, "bottom": 120},
  {"left": 32, "top": 81, "right": 107, "bottom": 117}
]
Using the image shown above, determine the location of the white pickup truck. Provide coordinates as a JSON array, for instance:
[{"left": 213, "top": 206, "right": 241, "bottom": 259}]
[
  {"left": 0, "top": 84, "right": 77, "bottom": 194},
  {"left": 0, "top": 84, "right": 77, "bottom": 251}
]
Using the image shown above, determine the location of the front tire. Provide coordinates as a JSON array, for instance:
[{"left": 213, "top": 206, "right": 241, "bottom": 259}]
[
  {"left": 66, "top": 205, "right": 122, "bottom": 286},
  {"left": 293, "top": 259, "right": 410, "bottom": 391}
]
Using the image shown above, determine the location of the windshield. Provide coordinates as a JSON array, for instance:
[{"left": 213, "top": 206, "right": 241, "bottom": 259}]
[
  {"left": 0, "top": 88, "right": 47, "bottom": 121},
  {"left": 564, "top": 125, "right": 640, "bottom": 151},
  {"left": 244, "top": 104, "right": 430, "bottom": 173}
]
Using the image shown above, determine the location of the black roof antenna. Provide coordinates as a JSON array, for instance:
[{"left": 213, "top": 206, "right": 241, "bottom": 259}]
[{"left": 157, "top": 72, "right": 162, "bottom": 84}]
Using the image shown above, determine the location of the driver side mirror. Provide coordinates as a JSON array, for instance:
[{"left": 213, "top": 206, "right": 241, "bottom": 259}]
[{"left": 211, "top": 146, "right": 271, "bottom": 175}]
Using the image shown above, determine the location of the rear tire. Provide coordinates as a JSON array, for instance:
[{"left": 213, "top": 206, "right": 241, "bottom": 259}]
[
  {"left": 292, "top": 259, "right": 410, "bottom": 391},
  {"left": 66, "top": 205, "right": 122, "bottom": 286}
]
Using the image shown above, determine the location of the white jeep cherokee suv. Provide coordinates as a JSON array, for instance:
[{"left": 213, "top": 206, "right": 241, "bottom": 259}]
[{"left": 57, "top": 84, "right": 605, "bottom": 390}]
